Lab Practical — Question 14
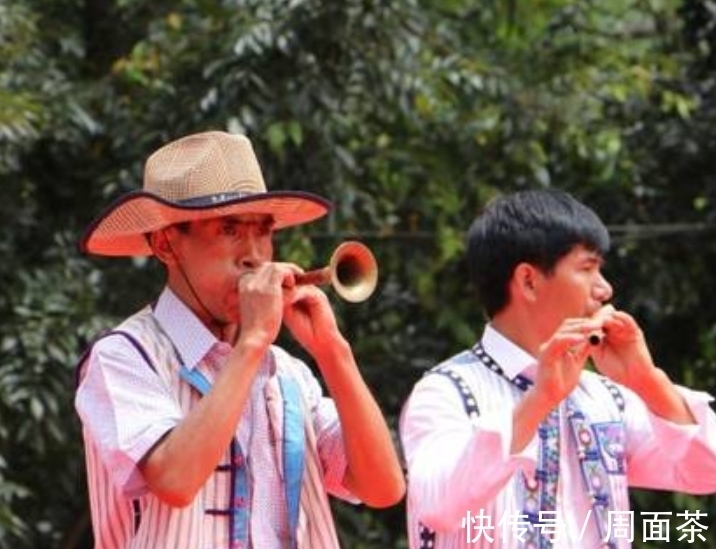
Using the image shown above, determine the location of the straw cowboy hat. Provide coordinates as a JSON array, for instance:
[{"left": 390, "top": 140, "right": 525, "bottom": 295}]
[{"left": 81, "top": 131, "right": 331, "bottom": 257}]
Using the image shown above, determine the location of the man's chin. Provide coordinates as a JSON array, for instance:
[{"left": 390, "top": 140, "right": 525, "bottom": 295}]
[{"left": 222, "top": 312, "right": 241, "bottom": 326}]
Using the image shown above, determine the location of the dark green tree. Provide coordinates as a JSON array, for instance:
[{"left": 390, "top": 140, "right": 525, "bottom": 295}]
[{"left": 1, "top": 0, "right": 715, "bottom": 547}]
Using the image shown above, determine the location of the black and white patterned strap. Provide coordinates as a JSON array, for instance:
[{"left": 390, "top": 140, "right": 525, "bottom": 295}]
[{"left": 417, "top": 364, "right": 481, "bottom": 548}]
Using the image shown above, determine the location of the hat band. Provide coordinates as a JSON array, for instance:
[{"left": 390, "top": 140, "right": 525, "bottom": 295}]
[{"left": 178, "top": 192, "right": 256, "bottom": 207}]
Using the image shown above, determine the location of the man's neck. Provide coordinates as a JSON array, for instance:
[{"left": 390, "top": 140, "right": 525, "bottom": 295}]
[{"left": 490, "top": 311, "right": 543, "bottom": 358}]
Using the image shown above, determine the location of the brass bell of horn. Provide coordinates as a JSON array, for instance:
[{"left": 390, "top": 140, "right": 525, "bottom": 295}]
[{"left": 294, "top": 241, "right": 378, "bottom": 302}]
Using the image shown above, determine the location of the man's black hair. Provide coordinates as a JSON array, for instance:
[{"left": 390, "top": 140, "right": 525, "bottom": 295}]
[{"left": 466, "top": 189, "right": 610, "bottom": 318}]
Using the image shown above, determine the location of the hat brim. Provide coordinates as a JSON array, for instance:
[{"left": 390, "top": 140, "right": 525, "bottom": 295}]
[{"left": 81, "top": 190, "right": 332, "bottom": 257}]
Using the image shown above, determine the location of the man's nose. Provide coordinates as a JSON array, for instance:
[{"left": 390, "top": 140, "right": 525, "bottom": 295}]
[
  {"left": 594, "top": 273, "right": 613, "bottom": 303},
  {"left": 240, "top": 236, "right": 263, "bottom": 270}
]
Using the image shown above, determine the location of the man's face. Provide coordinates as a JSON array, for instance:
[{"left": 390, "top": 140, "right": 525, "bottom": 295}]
[
  {"left": 534, "top": 244, "right": 613, "bottom": 337},
  {"left": 166, "top": 213, "right": 275, "bottom": 324}
]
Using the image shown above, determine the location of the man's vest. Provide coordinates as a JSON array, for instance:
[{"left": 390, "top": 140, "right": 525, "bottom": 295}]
[{"left": 77, "top": 306, "right": 341, "bottom": 549}]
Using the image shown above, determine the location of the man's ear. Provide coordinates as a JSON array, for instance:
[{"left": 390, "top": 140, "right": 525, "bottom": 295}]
[
  {"left": 148, "top": 230, "right": 176, "bottom": 265},
  {"left": 513, "top": 262, "right": 540, "bottom": 302}
]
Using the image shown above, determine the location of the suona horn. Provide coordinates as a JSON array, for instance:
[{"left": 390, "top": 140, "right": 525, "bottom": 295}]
[{"left": 294, "top": 241, "right": 378, "bottom": 302}]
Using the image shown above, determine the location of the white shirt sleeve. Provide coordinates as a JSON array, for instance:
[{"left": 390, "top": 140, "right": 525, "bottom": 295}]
[
  {"left": 400, "top": 372, "right": 537, "bottom": 531},
  {"left": 622, "top": 383, "right": 716, "bottom": 493},
  {"left": 75, "top": 334, "right": 182, "bottom": 497}
]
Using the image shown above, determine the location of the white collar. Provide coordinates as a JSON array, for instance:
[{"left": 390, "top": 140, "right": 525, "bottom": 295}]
[
  {"left": 153, "top": 287, "right": 218, "bottom": 369},
  {"left": 481, "top": 323, "right": 539, "bottom": 381}
]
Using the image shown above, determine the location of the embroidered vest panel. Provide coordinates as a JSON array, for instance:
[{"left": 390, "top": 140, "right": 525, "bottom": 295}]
[{"left": 412, "top": 348, "right": 630, "bottom": 549}]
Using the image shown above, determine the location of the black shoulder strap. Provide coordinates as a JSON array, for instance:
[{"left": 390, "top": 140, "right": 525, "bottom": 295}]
[
  {"left": 74, "top": 329, "right": 157, "bottom": 388},
  {"left": 431, "top": 366, "right": 480, "bottom": 418},
  {"left": 599, "top": 376, "right": 626, "bottom": 414}
]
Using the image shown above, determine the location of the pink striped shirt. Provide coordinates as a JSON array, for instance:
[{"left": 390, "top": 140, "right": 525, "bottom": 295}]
[{"left": 76, "top": 288, "right": 353, "bottom": 548}]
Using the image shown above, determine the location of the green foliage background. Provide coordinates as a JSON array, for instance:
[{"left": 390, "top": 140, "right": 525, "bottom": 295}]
[{"left": 2, "top": 0, "right": 716, "bottom": 547}]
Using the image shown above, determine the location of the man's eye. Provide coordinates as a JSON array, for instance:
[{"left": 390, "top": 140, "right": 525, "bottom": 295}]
[{"left": 222, "top": 224, "right": 239, "bottom": 236}]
